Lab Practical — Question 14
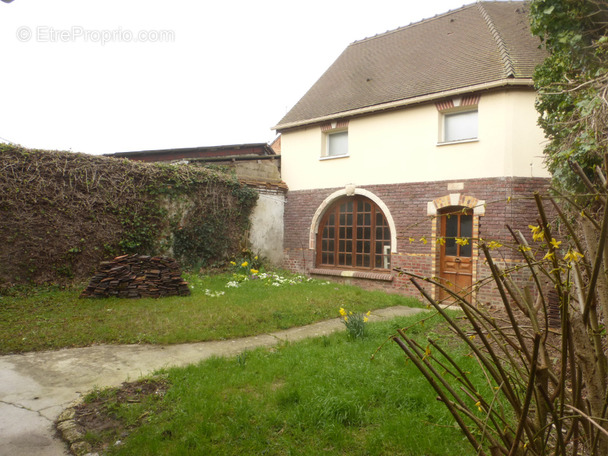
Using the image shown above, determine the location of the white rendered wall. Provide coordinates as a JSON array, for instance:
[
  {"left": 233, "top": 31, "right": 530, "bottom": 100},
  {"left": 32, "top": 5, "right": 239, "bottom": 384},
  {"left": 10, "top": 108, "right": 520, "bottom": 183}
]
[
  {"left": 248, "top": 190, "right": 285, "bottom": 266},
  {"left": 280, "top": 89, "right": 549, "bottom": 191}
]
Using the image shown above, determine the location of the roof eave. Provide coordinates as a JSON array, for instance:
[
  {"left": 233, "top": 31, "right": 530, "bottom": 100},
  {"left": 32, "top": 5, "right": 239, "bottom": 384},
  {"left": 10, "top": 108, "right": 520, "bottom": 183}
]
[{"left": 272, "top": 78, "right": 534, "bottom": 132}]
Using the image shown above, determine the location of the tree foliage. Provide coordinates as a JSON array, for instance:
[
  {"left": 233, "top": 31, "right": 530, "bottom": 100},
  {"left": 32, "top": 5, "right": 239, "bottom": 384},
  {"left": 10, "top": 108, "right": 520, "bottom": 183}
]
[{"left": 530, "top": 0, "right": 608, "bottom": 190}]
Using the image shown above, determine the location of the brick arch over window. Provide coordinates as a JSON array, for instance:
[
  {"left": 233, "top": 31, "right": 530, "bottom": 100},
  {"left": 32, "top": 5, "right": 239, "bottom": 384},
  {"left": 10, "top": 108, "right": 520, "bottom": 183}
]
[{"left": 310, "top": 188, "right": 397, "bottom": 253}]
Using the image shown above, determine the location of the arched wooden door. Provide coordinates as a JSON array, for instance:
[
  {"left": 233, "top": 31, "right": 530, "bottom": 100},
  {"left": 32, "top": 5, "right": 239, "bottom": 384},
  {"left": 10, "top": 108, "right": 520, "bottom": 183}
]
[{"left": 439, "top": 208, "right": 473, "bottom": 300}]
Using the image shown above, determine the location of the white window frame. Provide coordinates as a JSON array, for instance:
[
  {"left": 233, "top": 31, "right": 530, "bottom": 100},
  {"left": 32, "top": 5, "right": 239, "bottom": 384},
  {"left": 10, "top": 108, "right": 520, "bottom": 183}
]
[
  {"left": 321, "top": 129, "right": 349, "bottom": 159},
  {"left": 438, "top": 108, "right": 479, "bottom": 145}
]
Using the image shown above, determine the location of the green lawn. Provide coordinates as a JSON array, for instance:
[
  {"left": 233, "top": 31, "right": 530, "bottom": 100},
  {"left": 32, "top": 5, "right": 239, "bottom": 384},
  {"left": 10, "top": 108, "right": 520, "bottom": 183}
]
[
  {"left": 0, "top": 271, "right": 422, "bottom": 354},
  {"left": 82, "top": 312, "right": 479, "bottom": 456}
]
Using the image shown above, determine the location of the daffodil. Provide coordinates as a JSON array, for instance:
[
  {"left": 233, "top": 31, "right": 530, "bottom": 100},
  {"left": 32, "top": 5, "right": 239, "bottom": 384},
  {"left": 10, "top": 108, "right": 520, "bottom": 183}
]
[
  {"left": 250, "top": 269, "right": 259, "bottom": 274},
  {"left": 241, "top": 261, "right": 248, "bottom": 267},
  {"left": 230, "top": 261, "right": 236, "bottom": 265},
  {"left": 363, "top": 316, "right": 369, "bottom": 323},
  {"left": 339, "top": 307, "right": 347, "bottom": 317},
  {"left": 366, "top": 311, "right": 371, "bottom": 316}
]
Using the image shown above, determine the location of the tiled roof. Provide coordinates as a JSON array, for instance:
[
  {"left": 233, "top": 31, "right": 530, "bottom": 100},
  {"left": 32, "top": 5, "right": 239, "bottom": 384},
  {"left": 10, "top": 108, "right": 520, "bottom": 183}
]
[{"left": 274, "top": 1, "right": 545, "bottom": 130}]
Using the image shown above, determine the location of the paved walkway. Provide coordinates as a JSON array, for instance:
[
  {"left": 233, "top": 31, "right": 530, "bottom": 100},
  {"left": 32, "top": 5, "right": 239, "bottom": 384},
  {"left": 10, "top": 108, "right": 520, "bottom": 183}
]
[{"left": 0, "top": 306, "right": 425, "bottom": 456}]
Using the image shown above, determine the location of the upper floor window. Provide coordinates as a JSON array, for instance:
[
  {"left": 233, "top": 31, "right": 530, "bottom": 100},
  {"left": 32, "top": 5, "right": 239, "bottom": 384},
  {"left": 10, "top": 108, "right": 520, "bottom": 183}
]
[
  {"left": 443, "top": 110, "right": 478, "bottom": 142},
  {"left": 321, "top": 120, "right": 349, "bottom": 159},
  {"left": 327, "top": 130, "right": 348, "bottom": 157},
  {"left": 317, "top": 196, "right": 391, "bottom": 270},
  {"left": 436, "top": 95, "right": 480, "bottom": 144}
]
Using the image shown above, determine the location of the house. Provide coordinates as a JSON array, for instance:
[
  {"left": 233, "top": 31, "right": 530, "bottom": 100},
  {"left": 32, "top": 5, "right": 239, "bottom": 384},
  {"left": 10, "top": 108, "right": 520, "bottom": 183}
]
[
  {"left": 108, "top": 143, "right": 287, "bottom": 266},
  {"left": 272, "top": 1, "right": 550, "bottom": 303}
]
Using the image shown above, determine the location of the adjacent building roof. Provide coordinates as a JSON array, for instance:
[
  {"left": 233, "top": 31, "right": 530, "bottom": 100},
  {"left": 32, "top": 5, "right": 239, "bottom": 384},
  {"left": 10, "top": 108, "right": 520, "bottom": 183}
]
[
  {"left": 109, "top": 142, "right": 277, "bottom": 163},
  {"left": 273, "top": 1, "right": 546, "bottom": 131}
]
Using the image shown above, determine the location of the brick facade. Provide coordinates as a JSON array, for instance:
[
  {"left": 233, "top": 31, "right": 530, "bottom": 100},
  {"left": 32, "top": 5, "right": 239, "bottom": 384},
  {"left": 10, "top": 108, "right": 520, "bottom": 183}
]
[{"left": 283, "top": 177, "right": 551, "bottom": 305}]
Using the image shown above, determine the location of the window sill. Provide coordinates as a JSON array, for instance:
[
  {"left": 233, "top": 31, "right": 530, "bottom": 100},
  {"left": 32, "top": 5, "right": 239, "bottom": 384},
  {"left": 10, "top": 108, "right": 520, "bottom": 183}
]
[
  {"left": 319, "top": 154, "right": 349, "bottom": 161},
  {"left": 310, "top": 268, "right": 393, "bottom": 282},
  {"left": 436, "top": 138, "right": 479, "bottom": 147}
]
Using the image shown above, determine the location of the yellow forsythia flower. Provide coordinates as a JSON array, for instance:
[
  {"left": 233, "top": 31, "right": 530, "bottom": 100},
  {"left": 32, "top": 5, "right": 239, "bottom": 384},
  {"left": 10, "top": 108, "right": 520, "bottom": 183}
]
[
  {"left": 564, "top": 249, "right": 584, "bottom": 263},
  {"left": 550, "top": 238, "right": 562, "bottom": 249},
  {"left": 543, "top": 251, "right": 554, "bottom": 261},
  {"left": 456, "top": 237, "right": 469, "bottom": 246},
  {"left": 529, "top": 225, "right": 544, "bottom": 242},
  {"left": 230, "top": 261, "right": 236, "bottom": 265},
  {"left": 487, "top": 240, "right": 502, "bottom": 249},
  {"left": 420, "top": 236, "right": 428, "bottom": 245},
  {"left": 436, "top": 237, "right": 446, "bottom": 246},
  {"left": 409, "top": 237, "right": 415, "bottom": 244}
]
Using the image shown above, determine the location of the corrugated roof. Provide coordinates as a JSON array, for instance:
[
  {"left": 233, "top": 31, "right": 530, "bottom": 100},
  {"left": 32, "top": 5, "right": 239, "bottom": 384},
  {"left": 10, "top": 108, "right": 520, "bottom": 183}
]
[{"left": 274, "top": 1, "right": 545, "bottom": 130}]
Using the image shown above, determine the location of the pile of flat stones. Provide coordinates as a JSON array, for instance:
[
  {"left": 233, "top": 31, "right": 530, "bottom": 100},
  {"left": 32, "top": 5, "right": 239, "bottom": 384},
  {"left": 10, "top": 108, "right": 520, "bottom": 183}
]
[{"left": 80, "top": 254, "right": 190, "bottom": 298}]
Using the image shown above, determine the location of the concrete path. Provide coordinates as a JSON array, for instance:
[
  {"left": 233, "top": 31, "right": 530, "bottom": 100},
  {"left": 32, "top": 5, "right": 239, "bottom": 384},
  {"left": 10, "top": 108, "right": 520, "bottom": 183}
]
[{"left": 0, "top": 306, "right": 425, "bottom": 456}]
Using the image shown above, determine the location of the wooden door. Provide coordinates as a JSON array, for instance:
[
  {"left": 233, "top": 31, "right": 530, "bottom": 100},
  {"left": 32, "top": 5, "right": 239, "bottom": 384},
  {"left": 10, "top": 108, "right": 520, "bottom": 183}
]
[{"left": 439, "top": 209, "right": 473, "bottom": 300}]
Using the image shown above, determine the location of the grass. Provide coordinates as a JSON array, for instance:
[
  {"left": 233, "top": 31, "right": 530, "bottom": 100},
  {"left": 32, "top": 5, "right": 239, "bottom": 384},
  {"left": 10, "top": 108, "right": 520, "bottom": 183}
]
[
  {"left": 0, "top": 271, "right": 423, "bottom": 354},
  {"left": 79, "top": 312, "right": 480, "bottom": 456}
]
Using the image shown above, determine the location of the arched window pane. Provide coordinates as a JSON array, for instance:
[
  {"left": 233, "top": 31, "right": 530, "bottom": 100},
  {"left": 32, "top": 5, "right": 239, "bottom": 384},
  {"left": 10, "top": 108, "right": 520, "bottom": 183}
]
[{"left": 317, "top": 196, "right": 391, "bottom": 270}]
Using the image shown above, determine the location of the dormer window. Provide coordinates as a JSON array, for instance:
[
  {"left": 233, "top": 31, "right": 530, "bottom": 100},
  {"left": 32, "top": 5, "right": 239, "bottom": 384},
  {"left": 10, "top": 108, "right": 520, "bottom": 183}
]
[{"left": 321, "top": 120, "right": 349, "bottom": 159}]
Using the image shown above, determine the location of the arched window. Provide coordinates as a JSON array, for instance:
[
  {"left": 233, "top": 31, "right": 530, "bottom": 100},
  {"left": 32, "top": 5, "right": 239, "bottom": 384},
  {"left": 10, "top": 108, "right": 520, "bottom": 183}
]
[{"left": 317, "top": 196, "right": 391, "bottom": 270}]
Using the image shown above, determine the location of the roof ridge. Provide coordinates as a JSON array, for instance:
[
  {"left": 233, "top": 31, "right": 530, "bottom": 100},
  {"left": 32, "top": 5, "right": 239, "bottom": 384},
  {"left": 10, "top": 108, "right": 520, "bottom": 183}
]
[
  {"left": 349, "top": 2, "right": 475, "bottom": 46},
  {"left": 477, "top": 2, "right": 516, "bottom": 78}
]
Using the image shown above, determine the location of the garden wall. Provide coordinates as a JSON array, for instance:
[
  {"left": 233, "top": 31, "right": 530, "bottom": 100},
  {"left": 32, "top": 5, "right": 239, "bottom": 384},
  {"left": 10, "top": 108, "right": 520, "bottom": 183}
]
[{"left": 0, "top": 145, "right": 258, "bottom": 288}]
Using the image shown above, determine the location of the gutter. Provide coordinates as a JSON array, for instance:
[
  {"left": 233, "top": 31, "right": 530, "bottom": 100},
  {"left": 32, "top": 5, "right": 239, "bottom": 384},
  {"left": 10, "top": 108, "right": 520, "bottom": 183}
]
[
  {"left": 272, "top": 78, "right": 534, "bottom": 131},
  {"left": 186, "top": 154, "right": 280, "bottom": 163}
]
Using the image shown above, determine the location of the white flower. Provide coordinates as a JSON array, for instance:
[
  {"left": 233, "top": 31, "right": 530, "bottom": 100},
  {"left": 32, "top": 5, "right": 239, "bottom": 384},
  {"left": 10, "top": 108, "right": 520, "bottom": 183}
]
[{"left": 204, "top": 289, "right": 226, "bottom": 297}]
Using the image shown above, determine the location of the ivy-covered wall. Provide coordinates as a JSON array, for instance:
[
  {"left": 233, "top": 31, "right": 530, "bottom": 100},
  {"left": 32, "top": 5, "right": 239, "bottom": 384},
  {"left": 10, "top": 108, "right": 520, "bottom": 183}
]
[{"left": 0, "top": 145, "right": 258, "bottom": 288}]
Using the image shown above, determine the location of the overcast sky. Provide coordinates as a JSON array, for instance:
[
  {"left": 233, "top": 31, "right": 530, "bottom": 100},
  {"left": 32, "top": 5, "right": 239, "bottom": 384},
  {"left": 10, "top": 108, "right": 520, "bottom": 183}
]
[{"left": 1, "top": 0, "right": 483, "bottom": 155}]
